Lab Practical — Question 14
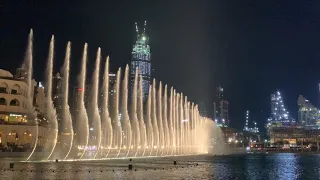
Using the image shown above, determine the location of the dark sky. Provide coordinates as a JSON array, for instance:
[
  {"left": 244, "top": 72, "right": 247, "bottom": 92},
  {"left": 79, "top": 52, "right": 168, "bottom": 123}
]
[{"left": 1, "top": 1, "right": 320, "bottom": 131}]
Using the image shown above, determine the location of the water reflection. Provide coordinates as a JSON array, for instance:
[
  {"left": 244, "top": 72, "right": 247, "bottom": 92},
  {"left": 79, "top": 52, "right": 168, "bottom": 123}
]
[
  {"left": 1, "top": 154, "right": 320, "bottom": 179},
  {"left": 273, "top": 153, "right": 300, "bottom": 180}
]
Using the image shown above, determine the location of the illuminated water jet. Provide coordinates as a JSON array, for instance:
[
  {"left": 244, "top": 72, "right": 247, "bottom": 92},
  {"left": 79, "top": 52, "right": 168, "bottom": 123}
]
[
  {"left": 91, "top": 48, "right": 102, "bottom": 159},
  {"left": 46, "top": 35, "right": 58, "bottom": 160},
  {"left": 62, "top": 42, "right": 73, "bottom": 160},
  {"left": 21, "top": 32, "right": 226, "bottom": 162},
  {"left": 102, "top": 57, "right": 113, "bottom": 158},
  {"left": 78, "top": 43, "right": 89, "bottom": 159},
  {"left": 25, "top": 29, "right": 38, "bottom": 162}
]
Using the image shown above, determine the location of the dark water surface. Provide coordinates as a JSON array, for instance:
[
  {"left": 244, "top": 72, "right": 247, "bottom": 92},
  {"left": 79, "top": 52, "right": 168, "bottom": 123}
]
[{"left": 0, "top": 153, "right": 319, "bottom": 179}]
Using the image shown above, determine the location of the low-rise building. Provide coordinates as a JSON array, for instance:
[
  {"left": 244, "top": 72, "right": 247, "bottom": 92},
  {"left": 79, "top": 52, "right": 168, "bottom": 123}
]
[
  {"left": 269, "top": 126, "right": 320, "bottom": 148},
  {"left": 0, "top": 69, "right": 54, "bottom": 151}
]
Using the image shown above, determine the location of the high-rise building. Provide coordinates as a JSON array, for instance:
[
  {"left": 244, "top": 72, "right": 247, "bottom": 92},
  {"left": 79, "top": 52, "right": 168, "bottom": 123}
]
[
  {"left": 243, "top": 110, "right": 249, "bottom": 131},
  {"left": 71, "top": 85, "right": 90, "bottom": 128},
  {"left": 108, "top": 73, "right": 117, "bottom": 108},
  {"left": 98, "top": 73, "right": 116, "bottom": 113},
  {"left": 130, "top": 21, "right": 151, "bottom": 101},
  {"left": 71, "top": 73, "right": 117, "bottom": 127},
  {"left": 199, "top": 102, "right": 207, "bottom": 117},
  {"left": 268, "top": 91, "right": 294, "bottom": 124},
  {"left": 297, "top": 95, "right": 320, "bottom": 127},
  {"left": 52, "top": 73, "right": 63, "bottom": 132},
  {"left": 213, "top": 85, "right": 229, "bottom": 127}
]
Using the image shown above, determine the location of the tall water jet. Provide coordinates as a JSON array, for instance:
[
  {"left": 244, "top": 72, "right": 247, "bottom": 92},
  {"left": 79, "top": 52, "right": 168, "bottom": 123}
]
[
  {"left": 146, "top": 85, "right": 153, "bottom": 156},
  {"left": 179, "top": 93, "right": 184, "bottom": 154},
  {"left": 183, "top": 97, "right": 188, "bottom": 154},
  {"left": 46, "top": 35, "right": 58, "bottom": 160},
  {"left": 138, "top": 75, "right": 147, "bottom": 157},
  {"left": 157, "top": 82, "right": 164, "bottom": 156},
  {"left": 152, "top": 79, "right": 159, "bottom": 155},
  {"left": 78, "top": 43, "right": 89, "bottom": 159},
  {"left": 131, "top": 68, "right": 140, "bottom": 157},
  {"left": 115, "top": 68, "right": 123, "bottom": 158},
  {"left": 62, "top": 42, "right": 74, "bottom": 159},
  {"left": 191, "top": 103, "right": 195, "bottom": 154},
  {"left": 25, "top": 29, "right": 38, "bottom": 161},
  {"left": 122, "top": 65, "right": 132, "bottom": 157},
  {"left": 163, "top": 85, "right": 169, "bottom": 155},
  {"left": 91, "top": 48, "right": 102, "bottom": 159},
  {"left": 176, "top": 93, "right": 180, "bottom": 155},
  {"left": 102, "top": 57, "right": 113, "bottom": 158},
  {"left": 194, "top": 105, "right": 198, "bottom": 153},
  {"left": 169, "top": 87, "right": 174, "bottom": 156},
  {"left": 186, "top": 101, "right": 191, "bottom": 154},
  {"left": 195, "top": 105, "right": 200, "bottom": 153},
  {"left": 172, "top": 90, "right": 176, "bottom": 155}
]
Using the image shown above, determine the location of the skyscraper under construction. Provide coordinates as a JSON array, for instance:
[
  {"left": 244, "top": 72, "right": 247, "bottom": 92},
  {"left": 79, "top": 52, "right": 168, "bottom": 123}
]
[{"left": 130, "top": 21, "right": 151, "bottom": 101}]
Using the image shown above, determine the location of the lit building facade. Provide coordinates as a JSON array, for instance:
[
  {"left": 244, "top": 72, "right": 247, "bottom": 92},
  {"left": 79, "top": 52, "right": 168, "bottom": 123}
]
[
  {"left": 297, "top": 95, "right": 320, "bottom": 127},
  {"left": 0, "top": 69, "right": 55, "bottom": 148},
  {"left": 71, "top": 84, "right": 90, "bottom": 128},
  {"left": 243, "top": 110, "right": 249, "bottom": 131},
  {"left": 269, "top": 126, "right": 320, "bottom": 148},
  {"left": 0, "top": 69, "right": 30, "bottom": 124},
  {"left": 268, "top": 91, "right": 294, "bottom": 124},
  {"left": 130, "top": 21, "right": 151, "bottom": 101},
  {"left": 243, "top": 110, "right": 259, "bottom": 133},
  {"left": 52, "top": 73, "right": 63, "bottom": 132},
  {"left": 213, "top": 85, "right": 229, "bottom": 127}
]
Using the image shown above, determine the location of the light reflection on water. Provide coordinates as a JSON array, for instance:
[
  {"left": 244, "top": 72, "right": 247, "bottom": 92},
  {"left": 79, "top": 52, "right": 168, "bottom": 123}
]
[{"left": 0, "top": 153, "right": 319, "bottom": 180}]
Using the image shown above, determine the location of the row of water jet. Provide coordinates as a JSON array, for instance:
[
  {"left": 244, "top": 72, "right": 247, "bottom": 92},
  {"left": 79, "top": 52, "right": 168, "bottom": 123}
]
[{"left": 22, "top": 31, "right": 225, "bottom": 161}]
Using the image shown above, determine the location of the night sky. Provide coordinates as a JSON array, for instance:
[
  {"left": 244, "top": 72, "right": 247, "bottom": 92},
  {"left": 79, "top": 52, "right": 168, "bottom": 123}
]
[{"left": 1, "top": 1, "right": 320, "bottom": 131}]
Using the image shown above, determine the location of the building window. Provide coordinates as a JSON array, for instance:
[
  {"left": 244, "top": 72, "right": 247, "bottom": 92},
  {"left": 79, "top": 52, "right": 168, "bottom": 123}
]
[
  {"left": 9, "top": 99, "right": 20, "bottom": 106},
  {"left": 11, "top": 84, "right": 21, "bottom": 95},
  {"left": 0, "top": 98, "right": 6, "bottom": 105},
  {"left": 11, "top": 89, "right": 18, "bottom": 94},
  {"left": 0, "top": 87, "right": 6, "bottom": 93}
]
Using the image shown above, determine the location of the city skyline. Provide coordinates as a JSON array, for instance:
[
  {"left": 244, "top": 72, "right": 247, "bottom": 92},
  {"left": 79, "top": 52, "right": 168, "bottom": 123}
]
[{"left": 2, "top": 1, "right": 320, "bottom": 131}]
